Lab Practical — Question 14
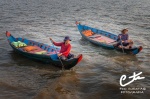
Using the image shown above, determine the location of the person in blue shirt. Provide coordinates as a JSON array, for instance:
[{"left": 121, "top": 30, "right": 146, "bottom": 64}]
[{"left": 114, "top": 29, "right": 130, "bottom": 47}]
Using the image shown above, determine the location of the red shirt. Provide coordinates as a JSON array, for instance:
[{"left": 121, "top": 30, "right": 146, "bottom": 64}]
[{"left": 53, "top": 42, "right": 71, "bottom": 57}]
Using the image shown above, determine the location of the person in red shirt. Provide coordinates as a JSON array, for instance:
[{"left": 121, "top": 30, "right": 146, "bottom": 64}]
[{"left": 50, "top": 36, "right": 72, "bottom": 60}]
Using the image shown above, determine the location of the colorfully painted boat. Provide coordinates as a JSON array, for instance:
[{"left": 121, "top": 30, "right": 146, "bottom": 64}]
[
  {"left": 76, "top": 22, "right": 142, "bottom": 55},
  {"left": 6, "top": 31, "right": 82, "bottom": 69}
]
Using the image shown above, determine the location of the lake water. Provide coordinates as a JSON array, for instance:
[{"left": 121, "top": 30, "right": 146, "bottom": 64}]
[{"left": 0, "top": 0, "right": 150, "bottom": 99}]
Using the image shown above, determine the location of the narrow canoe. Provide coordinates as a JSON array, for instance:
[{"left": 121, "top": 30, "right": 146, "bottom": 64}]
[
  {"left": 6, "top": 31, "right": 82, "bottom": 69},
  {"left": 76, "top": 23, "right": 142, "bottom": 55}
]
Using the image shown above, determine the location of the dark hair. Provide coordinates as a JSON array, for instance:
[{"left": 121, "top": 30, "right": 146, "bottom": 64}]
[{"left": 121, "top": 29, "right": 128, "bottom": 34}]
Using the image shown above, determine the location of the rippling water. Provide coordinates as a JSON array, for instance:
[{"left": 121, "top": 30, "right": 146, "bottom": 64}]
[{"left": 0, "top": 0, "right": 150, "bottom": 99}]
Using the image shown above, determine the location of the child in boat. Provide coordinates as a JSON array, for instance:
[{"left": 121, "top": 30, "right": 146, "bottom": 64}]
[
  {"left": 50, "top": 36, "right": 73, "bottom": 60},
  {"left": 118, "top": 40, "right": 133, "bottom": 49},
  {"left": 114, "top": 29, "right": 129, "bottom": 47}
]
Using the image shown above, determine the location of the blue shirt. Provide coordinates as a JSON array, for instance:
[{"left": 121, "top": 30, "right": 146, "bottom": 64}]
[{"left": 117, "top": 34, "right": 129, "bottom": 41}]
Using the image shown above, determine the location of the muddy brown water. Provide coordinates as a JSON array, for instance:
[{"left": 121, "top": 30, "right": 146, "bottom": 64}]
[{"left": 0, "top": 0, "right": 150, "bottom": 99}]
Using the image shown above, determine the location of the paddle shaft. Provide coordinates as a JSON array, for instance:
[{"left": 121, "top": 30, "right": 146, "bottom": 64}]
[
  {"left": 50, "top": 40, "right": 65, "bottom": 70},
  {"left": 120, "top": 37, "right": 125, "bottom": 53}
]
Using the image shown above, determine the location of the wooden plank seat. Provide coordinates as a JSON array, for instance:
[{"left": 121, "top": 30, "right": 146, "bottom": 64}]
[{"left": 89, "top": 34, "right": 116, "bottom": 44}]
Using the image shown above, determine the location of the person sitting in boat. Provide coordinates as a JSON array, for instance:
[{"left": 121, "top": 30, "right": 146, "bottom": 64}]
[
  {"left": 118, "top": 40, "right": 133, "bottom": 49},
  {"left": 114, "top": 29, "right": 129, "bottom": 47},
  {"left": 50, "top": 36, "right": 74, "bottom": 60}
]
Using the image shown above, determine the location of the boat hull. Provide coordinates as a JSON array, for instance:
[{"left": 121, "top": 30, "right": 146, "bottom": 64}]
[
  {"left": 6, "top": 31, "right": 82, "bottom": 69},
  {"left": 76, "top": 23, "right": 142, "bottom": 55}
]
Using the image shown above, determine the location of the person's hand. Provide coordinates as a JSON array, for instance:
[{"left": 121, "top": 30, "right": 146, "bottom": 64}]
[
  {"left": 49, "top": 38, "right": 52, "bottom": 41},
  {"left": 119, "top": 45, "right": 122, "bottom": 48},
  {"left": 58, "top": 53, "right": 62, "bottom": 57},
  {"left": 50, "top": 38, "right": 54, "bottom": 43}
]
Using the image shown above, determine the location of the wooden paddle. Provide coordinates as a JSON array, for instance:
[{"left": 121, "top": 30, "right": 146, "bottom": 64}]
[
  {"left": 120, "top": 37, "right": 125, "bottom": 53},
  {"left": 50, "top": 39, "right": 65, "bottom": 70}
]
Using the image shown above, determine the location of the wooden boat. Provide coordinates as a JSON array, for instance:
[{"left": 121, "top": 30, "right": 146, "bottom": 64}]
[
  {"left": 76, "top": 22, "right": 142, "bottom": 55},
  {"left": 6, "top": 31, "right": 82, "bottom": 69}
]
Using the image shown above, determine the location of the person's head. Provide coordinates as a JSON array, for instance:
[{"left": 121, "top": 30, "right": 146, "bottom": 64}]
[
  {"left": 64, "top": 36, "right": 71, "bottom": 44},
  {"left": 121, "top": 29, "right": 128, "bottom": 34}
]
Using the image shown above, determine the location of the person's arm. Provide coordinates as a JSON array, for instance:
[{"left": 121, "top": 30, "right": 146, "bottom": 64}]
[
  {"left": 123, "top": 46, "right": 129, "bottom": 49},
  {"left": 53, "top": 42, "right": 63, "bottom": 46},
  {"left": 127, "top": 34, "right": 129, "bottom": 40},
  {"left": 123, "top": 44, "right": 132, "bottom": 49},
  {"left": 62, "top": 45, "right": 71, "bottom": 56},
  {"left": 124, "top": 34, "right": 129, "bottom": 43},
  {"left": 117, "top": 34, "right": 121, "bottom": 41},
  {"left": 49, "top": 38, "right": 62, "bottom": 46}
]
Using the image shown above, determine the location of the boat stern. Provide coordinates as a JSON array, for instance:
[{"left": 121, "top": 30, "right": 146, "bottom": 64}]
[
  {"left": 77, "top": 54, "right": 83, "bottom": 63},
  {"left": 6, "top": 31, "right": 17, "bottom": 43}
]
